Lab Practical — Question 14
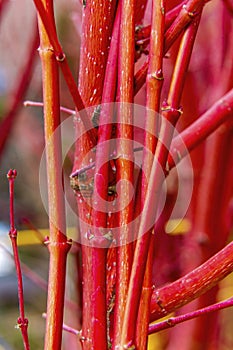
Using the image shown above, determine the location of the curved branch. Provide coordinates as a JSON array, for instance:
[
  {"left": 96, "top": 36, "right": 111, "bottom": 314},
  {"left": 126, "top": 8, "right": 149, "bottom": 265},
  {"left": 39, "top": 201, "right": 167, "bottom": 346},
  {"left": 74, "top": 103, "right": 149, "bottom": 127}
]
[
  {"left": 150, "top": 240, "right": 233, "bottom": 321},
  {"left": 168, "top": 88, "right": 233, "bottom": 169}
]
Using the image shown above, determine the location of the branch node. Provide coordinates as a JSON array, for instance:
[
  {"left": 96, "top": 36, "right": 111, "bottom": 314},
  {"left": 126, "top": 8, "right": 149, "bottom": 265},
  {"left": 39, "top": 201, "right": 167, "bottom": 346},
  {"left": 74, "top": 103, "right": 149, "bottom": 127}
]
[
  {"left": 44, "top": 237, "right": 73, "bottom": 250},
  {"left": 84, "top": 229, "right": 114, "bottom": 247},
  {"left": 79, "top": 330, "right": 89, "bottom": 343},
  {"left": 123, "top": 342, "right": 136, "bottom": 349},
  {"left": 85, "top": 230, "right": 95, "bottom": 241},
  {"left": 166, "top": 317, "right": 175, "bottom": 327},
  {"left": 103, "top": 230, "right": 114, "bottom": 242},
  {"left": 56, "top": 52, "right": 66, "bottom": 62},
  {"left": 7, "top": 169, "right": 17, "bottom": 179},
  {"left": 9, "top": 228, "right": 17, "bottom": 239},
  {"left": 17, "top": 317, "right": 29, "bottom": 329},
  {"left": 182, "top": 4, "right": 195, "bottom": 18},
  {"left": 161, "top": 103, "right": 183, "bottom": 115},
  {"left": 155, "top": 291, "right": 166, "bottom": 312},
  {"left": 135, "top": 24, "right": 143, "bottom": 33},
  {"left": 44, "top": 236, "right": 50, "bottom": 245},
  {"left": 151, "top": 70, "right": 164, "bottom": 81}
]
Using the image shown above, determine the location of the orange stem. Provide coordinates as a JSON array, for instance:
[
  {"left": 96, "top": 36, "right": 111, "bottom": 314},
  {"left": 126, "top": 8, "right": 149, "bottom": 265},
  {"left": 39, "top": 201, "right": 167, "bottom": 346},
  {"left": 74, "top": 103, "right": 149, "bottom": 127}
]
[
  {"left": 37, "top": 2, "right": 71, "bottom": 349},
  {"left": 135, "top": 1, "right": 165, "bottom": 348},
  {"left": 112, "top": 0, "right": 135, "bottom": 348}
]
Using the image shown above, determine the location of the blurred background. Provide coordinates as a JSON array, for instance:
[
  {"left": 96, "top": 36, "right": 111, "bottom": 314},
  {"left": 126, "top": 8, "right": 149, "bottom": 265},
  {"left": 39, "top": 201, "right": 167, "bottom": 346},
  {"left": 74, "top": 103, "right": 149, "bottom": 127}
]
[{"left": 0, "top": 0, "right": 233, "bottom": 349}]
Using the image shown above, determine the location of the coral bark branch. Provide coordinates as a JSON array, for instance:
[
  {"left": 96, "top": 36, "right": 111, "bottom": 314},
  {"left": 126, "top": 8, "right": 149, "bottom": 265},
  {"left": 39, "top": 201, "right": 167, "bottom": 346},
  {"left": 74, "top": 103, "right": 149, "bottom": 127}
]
[
  {"left": 112, "top": 0, "right": 135, "bottom": 348},
  {"left": 150, "top": 240, "right": 233, "bottom": 320},
  {"left": 37, "top": 2, "right": 71, "bottom": 349},
  {"left": 168, "top": 88, "right": 233, "bottom": 168},
  {"left": 73, "top": 1, "right": 117, "bottom": 349},
  {"left": 135, "top": 1, "right": 165, "bottom": 348}
]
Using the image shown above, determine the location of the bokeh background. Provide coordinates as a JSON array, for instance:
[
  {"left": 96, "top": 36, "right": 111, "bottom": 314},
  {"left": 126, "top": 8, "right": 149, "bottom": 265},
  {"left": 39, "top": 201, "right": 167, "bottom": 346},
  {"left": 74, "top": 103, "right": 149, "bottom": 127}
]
[{"left": 0, "top": 0, "right": 232, "bottom": 349}]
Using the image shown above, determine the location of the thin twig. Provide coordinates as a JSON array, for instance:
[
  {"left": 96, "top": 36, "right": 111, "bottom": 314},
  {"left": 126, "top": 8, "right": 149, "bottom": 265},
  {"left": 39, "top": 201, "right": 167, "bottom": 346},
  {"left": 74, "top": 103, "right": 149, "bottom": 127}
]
[
  {"left": 7, "top": 170, "right": 30, "bottom": 350},
  {"left": 24, "top": 100, "right": 76, "bottom": 115},
  {"left": 42, "top": 313, "right": 81, "bottom": 337},
  {"left": 149, "top": 296, "right": 233, "bottom": 334}
]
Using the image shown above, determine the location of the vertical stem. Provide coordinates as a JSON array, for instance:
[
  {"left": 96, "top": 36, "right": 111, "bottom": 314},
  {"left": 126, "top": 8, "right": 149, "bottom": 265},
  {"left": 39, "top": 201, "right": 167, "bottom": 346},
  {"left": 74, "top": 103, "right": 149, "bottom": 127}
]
[
  {"left": 112, "top": 0, "right": 135, "bottom": 348},
  {"left": 135, "top": 234, "right": 155, "bottom": 349},
  {"left": 134, "top": 0, "right": 205, "bottom": 95},
  {"left": 90, "top": 12, "right": 121, "bottom": 347},
  {"left": 37, "top": 2, "right": 71, "bottom": 349},
  {"left": 135, "top": 1, "right": 165, "bottom": 349},
  {"left": 164, "top": 0, "right": 203, "bottom": 52},
  {"left": 167, "top": 12, "right": 202, "bottom": 108},
  {"left": 33, "top": 0, "right": 97, "bottom": 145},
  {"left": 92, "top": 3, "right": 120, "bottom": 238},
  {"left": 121, "top": 8, "right": 202, "bottom": 348},
  {"left": 8, "top": 170, "right": 30, "bottom": 350},
  {"left": 73, "top": 1, "right": 117, "bottom": 349}
]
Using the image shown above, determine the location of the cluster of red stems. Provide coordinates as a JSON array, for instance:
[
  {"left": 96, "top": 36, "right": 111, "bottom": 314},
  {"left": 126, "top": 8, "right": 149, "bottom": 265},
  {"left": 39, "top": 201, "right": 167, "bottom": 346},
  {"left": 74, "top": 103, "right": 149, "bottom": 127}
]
[{"left": 1, "top": 0, "right": 233, "bottom": 349}]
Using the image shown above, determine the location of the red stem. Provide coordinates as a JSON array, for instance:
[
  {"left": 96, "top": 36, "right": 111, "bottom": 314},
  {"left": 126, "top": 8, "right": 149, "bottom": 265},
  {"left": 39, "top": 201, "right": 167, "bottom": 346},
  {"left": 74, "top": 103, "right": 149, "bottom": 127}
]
[
  {"left": 112, "top": 0, "right": 135, "bottom": 348},
  {"left": 134, "top": 0, "right": 208, "bottom": 95},
  {"left": 1, "top": 242, "right": 80, "bottom": 316},
  {"left": 92, "top": 2, "right": 120, "bottom": 238},
  {"left": 0, "top": 242, "right": 47, "bottom": 291},
  {"left": 165, "top": 0, "right": 204, "bottom": 52},
  {"left": 33, "top": 0, "right": 97, "bottom": 145},
  {"left": 165, "top": 1, "right": 187, "bottom": 29},
  {"left": 150, "top": 240, "right": 233, "bottom": 320},
  {"left": 7, "top": 170, "right": 30, "bottom": 350},
  {"left": 120, "top": 8, "right": 201, "bottom": 348},
  {"left": 24, "top": 100, "right": 76, "bottom": 116},
  {"left": 149, "top": 296, "right": 233, "bottom": 334},
  {"left": 135, "top": 1, "right": 186, "bottom": 43},
  {"left": 167, "top": 11, "right": 202, "bottom": 107},
  {"left": 134, "top": 1, "right": 165, "bottom": 348},
  {"left": 87, "top": 12, "right": 121, "bottom": 347},
  {"left": 168, "top": 88, "right": 233, "bottom": 169},
  {"left": 73, "top": 1, "right": 117, "bottom": 349}
]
